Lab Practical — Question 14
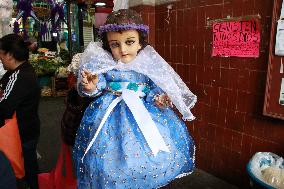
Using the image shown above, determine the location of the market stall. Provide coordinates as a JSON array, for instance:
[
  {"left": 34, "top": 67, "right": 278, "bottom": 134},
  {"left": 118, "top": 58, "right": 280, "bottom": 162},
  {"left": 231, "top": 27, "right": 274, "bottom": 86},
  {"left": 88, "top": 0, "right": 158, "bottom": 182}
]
[
  {"left": 9, "top": 0, "right": 81, "bottom": 96},
  {"left": 1, "top": 0, "right": 114, "bottom": 96}
]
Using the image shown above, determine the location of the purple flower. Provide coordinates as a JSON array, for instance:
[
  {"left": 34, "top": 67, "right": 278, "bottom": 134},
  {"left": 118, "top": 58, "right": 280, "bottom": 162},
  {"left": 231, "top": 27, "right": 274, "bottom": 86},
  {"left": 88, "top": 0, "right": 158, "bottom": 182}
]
[{"left": 98, "top": 24, "right": 149, "bottom": 35}]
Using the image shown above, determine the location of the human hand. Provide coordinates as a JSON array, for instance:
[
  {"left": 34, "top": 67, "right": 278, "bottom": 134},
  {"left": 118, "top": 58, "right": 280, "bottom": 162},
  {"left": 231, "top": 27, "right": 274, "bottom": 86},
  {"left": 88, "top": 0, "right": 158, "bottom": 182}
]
[
  {"left": 81, "top": 70, "right": 98, "bottom": 93},
  {"left": 154, "top": 94, "right": 173, "bottom": 109}
]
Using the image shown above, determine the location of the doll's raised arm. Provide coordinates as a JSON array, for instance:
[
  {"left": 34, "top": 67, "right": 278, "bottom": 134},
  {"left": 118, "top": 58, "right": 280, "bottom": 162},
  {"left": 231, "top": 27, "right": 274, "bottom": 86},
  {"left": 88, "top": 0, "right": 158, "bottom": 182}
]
[
  {"left": 77, "top": 69, "right": 106, "bottom": 97},
  {"left": 81, "top": 70, "right": 98, "bottom": 92}
]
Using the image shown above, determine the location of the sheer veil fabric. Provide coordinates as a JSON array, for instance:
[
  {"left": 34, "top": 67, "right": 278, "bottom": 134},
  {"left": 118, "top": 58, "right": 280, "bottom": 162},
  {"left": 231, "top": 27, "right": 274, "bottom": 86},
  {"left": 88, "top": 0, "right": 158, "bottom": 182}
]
[{"left": 78, "top": 42, "right": 197, "bottom": 121}]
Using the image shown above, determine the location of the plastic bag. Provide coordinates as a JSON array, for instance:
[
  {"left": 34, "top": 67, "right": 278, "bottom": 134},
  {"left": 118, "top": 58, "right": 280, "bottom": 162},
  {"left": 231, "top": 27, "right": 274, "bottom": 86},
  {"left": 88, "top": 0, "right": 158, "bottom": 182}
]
[
  {"left": 262, "top": 167, "right": 284, "bottom": 188},
  {"left": 38, "top": 143, "right": 76, "bottom": 189},
  {"left": 0, "top": 113, "right": 25, "bottom": 178},
  {"left": 249, "top": 152, "right": 284, "bottom": 189}
]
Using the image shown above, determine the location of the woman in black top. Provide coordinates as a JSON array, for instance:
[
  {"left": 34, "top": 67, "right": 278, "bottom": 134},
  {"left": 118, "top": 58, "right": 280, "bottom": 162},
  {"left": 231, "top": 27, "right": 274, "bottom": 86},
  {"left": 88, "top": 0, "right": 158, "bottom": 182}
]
[{"left": 0, "top": 34, "right": 41, "bottom": 189}]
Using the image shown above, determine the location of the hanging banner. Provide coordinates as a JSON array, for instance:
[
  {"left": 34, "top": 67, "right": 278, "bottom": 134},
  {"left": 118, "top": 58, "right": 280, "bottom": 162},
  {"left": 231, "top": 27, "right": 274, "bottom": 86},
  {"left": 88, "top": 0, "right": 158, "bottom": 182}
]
[{"left": 212, "top": 19, "right": 260, "bottom": 57}]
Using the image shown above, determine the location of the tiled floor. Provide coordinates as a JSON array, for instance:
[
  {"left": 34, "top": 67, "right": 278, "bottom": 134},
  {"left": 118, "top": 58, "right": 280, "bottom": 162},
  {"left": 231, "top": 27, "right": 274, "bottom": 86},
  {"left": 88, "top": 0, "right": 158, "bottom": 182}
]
[
  {"left": 171, "top": 169, "right": 239, "bottom": 189},
  {"left": 36, "top": 97, "right": 239, "bottom": 189}
]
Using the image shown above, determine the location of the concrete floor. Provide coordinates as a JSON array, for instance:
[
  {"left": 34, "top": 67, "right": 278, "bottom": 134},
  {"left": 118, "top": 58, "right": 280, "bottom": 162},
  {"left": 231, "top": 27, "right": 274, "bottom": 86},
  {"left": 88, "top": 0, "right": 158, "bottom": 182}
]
[{"left": 37, "top": 97, "right": 240, "bottom": 189}]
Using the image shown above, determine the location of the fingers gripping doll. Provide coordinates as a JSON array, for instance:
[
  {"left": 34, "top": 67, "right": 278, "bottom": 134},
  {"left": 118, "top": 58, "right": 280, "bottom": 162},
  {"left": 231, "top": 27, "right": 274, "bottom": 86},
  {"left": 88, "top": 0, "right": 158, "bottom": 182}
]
[{"left": 73, "top": 9, "right": 197, "bottom": 189}]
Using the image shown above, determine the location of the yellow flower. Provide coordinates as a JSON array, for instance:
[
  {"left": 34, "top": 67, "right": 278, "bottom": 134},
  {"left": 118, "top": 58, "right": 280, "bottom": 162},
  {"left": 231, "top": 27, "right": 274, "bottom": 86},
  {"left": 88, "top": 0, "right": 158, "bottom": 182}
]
[{"left": 37, "top": 48, "right": 49, "bottom": 53}]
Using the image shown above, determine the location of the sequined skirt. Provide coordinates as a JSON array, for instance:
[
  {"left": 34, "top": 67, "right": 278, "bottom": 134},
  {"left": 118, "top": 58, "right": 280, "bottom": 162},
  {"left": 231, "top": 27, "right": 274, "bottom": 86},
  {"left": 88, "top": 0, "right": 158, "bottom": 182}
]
[{"left": 73, "top": 93, "right": 195, "bottom": 189}]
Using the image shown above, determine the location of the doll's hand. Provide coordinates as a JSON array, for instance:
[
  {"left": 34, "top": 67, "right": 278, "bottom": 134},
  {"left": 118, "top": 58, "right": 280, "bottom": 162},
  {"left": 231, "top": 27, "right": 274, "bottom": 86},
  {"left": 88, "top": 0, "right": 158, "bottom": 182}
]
[
  {"left": 154, "top": 94, "right": 173, "bottom": 109},
  {"left": 81, "top": 70, "right": 98, "bottom": 93}
]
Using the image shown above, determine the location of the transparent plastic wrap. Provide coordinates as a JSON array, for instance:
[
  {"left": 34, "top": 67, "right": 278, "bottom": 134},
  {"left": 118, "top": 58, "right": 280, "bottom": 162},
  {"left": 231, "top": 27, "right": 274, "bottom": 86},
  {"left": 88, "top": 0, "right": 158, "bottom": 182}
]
[{"left": 248, "top": 152, "right": 284, "bottom": 189}]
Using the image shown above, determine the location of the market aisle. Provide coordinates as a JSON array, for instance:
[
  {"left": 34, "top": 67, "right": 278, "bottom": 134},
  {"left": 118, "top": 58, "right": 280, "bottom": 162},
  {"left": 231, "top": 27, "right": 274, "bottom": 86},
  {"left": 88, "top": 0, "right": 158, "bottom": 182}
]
[{"left": 38, "top": 97, "right": 65, "bottom": 172}]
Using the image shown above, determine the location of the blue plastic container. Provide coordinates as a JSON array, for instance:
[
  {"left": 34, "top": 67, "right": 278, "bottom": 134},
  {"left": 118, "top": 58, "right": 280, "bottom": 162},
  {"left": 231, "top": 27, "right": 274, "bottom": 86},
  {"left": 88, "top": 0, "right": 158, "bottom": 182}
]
[
  {"left": 38, "top": 76, "right": 51, "bottom": 88},
  {"left": 246, "top": 161, "right": 276, "bottom": 189}
]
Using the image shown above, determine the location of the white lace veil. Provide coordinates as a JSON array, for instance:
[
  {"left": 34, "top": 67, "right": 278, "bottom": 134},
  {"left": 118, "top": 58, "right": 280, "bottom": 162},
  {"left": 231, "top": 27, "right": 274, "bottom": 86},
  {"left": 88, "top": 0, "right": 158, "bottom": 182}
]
[{"left": 79, "top": 42, "right": 197, "bottom": 121}]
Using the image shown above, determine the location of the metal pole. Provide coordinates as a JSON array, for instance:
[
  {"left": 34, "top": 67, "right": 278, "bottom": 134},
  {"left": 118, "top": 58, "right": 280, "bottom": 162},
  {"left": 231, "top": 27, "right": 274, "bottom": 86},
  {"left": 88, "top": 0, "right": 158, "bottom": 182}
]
[{"left": 66, "top": 0, "right": 72, "bottom": 57}]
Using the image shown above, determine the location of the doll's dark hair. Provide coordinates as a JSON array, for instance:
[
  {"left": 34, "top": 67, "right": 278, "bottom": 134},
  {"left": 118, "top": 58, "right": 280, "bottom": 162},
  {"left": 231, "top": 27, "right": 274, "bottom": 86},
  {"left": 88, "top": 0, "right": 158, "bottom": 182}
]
[{"left": 99, "top": 9, "right": 148, "bottom": 53}]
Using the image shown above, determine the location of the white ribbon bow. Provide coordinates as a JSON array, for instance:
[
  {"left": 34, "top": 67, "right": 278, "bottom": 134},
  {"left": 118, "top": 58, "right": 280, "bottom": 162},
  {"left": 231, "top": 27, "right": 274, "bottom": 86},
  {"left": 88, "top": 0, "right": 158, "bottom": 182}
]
[{"left": 81, "top": 89, "right": 170, "bottom": 162}]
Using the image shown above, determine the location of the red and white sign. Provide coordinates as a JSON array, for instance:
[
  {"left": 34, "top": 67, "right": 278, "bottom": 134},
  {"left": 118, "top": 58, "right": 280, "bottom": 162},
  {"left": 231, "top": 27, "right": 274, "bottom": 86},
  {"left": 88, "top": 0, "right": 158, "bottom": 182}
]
[{"left": 212, "top": 19, "right": 260, "bottom": 58}]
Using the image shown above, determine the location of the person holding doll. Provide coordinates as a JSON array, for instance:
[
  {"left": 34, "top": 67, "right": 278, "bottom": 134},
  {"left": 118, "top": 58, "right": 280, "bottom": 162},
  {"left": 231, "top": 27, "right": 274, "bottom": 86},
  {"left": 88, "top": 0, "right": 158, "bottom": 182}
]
[{"left": 73, "top": 9, "right": 197, "bottom": 189}]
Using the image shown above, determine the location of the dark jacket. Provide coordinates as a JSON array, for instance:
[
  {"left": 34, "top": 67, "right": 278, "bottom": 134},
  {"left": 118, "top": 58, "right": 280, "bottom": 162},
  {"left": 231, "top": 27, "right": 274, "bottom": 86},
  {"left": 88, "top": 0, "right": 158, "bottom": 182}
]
[{"left": 0, "top": 62, "right": 40, "bottom": 143}]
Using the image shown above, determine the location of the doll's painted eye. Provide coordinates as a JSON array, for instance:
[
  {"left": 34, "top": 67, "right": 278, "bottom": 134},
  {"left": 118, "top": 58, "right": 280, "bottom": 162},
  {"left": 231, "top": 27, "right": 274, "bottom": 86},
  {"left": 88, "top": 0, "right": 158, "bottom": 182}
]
[
  {"left": 125, "top": 40, "right": 135, "bottom": 45},
  {"left": 110, "top": 42, "right": 120, "bottom": 48}
]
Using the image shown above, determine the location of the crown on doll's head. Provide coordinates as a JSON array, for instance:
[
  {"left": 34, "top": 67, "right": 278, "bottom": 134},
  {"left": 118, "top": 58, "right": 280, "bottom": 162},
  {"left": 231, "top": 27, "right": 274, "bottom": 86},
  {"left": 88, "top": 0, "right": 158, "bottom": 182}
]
[
  {"left": 98, "top": 24, "right": 149, "bottom": 35},
  {"left": 98, "top": 9, "right": 149, "bottom": 35}
]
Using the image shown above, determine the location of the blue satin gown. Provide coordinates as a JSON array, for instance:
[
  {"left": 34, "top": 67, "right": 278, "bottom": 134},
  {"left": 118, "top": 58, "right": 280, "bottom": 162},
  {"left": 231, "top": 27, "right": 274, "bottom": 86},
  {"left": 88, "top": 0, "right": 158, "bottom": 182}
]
[{"left": 73, "top": 69, "right": 195, "bottom": 189}]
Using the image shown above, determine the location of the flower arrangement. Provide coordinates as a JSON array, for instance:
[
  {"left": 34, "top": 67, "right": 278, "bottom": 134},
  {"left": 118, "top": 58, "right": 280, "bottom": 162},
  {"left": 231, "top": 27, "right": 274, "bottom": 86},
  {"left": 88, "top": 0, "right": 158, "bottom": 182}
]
[
  {"left": 30, "top": 52, "right": 64, "bottom": 76},
  {"left": 67, "top": 53, "right": 82, "bottom": 75},
  {"left": 56, "top": 66, "right": 69, "bottom": 78},
  {"left": 37, "top": 48, "right": 49, "bottom": 53}
]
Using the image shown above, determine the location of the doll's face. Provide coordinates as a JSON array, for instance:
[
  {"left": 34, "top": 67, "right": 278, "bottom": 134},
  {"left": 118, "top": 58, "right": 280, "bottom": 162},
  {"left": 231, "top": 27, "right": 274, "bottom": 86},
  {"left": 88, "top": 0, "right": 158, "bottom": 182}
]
[{"left": 107, "top": 30, "right": 142, "bottom": 63}]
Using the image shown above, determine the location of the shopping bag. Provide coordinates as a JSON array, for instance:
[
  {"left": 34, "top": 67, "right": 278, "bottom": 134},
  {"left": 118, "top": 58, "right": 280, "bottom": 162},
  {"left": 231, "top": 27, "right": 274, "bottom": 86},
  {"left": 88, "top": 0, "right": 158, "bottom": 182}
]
[
  {"left": 0, "top": 113, "right": 25, "bottom": 178},
  {"left": 38, "top": 143, "right": 77, "bottom": 189}
]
